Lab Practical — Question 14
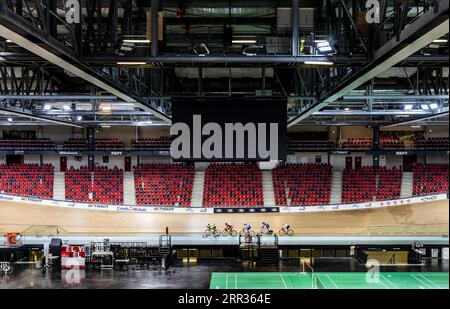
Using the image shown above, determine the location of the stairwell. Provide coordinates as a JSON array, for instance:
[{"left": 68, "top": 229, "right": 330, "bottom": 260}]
[
  {"left": 191, "top": 170, "right": 205, "bottom": 206},
  {"left": 329, "top": 170, "right": 343, "bottom": 204},
  {"left": 53, "top": 172, "right": 65, "bottom": 200},
  {"left": 123, "top": 171, "right": 136, "bottom": 205},
  {"left": 262, "top": 171, "right": 276, "bottom": 206},
  {"left": 400, "top": 172, "right": 414, "bottom": 198}
]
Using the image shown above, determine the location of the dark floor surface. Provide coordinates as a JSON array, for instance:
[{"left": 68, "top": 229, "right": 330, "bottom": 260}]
[{"left": 0, "top": 257, "right": 448, "bottom": 289}]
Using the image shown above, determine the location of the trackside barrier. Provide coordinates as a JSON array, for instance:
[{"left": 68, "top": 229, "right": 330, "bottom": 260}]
[{"left": 0, "top": 193, "right": 447, "bottom": 214}]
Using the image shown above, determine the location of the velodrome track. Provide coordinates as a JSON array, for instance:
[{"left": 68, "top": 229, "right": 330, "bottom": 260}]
[{"left": 0, "top": 198, "right": 448, "bottom": 236}]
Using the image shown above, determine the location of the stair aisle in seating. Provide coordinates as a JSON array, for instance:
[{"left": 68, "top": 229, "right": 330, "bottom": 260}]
[
  {"left": 400, "top": 172, "right": 414, "bottom": 198},
  {"left": 53, "top": 172, "right": 66, "bottom": 200},
  {"left": 330, "top": 170, "right": 343, "bottom": 204},
  {"left": 262, "top": 171, "right": 276, "bottom": 206},
  {"left": 191, "top": 170, "right": 205, "bottom": 206},
  {"left": 123, "top": 171, "right": 136, "bottom": 205}
]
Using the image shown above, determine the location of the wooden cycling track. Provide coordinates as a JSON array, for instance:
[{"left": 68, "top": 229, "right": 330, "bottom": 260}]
[{"left": 0, "top": 199, "right": 448, "bottom": 236}]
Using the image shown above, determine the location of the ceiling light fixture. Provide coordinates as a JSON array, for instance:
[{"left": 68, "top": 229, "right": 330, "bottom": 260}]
[
  {"left": 232, "top": 40, "right": 257, "bottom": 44},
  {"left": 429, "top": 103, "right": 439, "bottom": 109},
  {"left": 116, "top": 62, "right": 147, "bottom": 65},
  {"left": 122, "top": 39, "right": 151, "bottom": 43},
  {"left": 304, "top": 61, "right": 334, "bottom": 66}
]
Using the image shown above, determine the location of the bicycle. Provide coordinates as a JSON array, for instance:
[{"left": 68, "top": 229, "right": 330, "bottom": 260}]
[
  {"left": 278, "top": 228, "right": 294, "bottom": 236},
  {"left": 222, "top": 228, "right": 238, "bottom": 237},
  {"left": 204, "top": 228, "right": 221, "bottom": 237},
  {"left": 239, "top": 228, "right": 256, "bottom": 237}
]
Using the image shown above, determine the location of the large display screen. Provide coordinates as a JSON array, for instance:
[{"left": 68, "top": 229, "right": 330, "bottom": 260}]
[{"left": 171, "top": 96, "right": 287, "bottom": 161}]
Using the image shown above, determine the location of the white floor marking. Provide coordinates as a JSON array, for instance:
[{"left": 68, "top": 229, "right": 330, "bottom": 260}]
[
  {"left": 378, "top": 278, "right": 390, "bottom": 289},
  {"left": 235, "top": 274, "right": 238, "bottom": 289},
  {"left": 410, "top": 274, "right": 432, "bottom": 289},
  {"left": 226, "top": 274, "right": 228, "bottom": 289},
  {"left": 326, "top": 274, "right": 339, "bottom": 289},
  {"left": 380, "top": 274, "right": 399, "bottom": 289},
  {"left": 418, "top": 274, "right": 442, "bottom": 289},
  {"left": 280, "top": 274, "right": 288, "bottom": 289}
]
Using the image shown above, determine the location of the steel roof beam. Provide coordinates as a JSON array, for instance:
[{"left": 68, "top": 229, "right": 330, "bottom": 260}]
[
  {"left": 287, "top": 1, "right": 449, "bottom": 127},
  {"left": 0, "top": 3, "right": 171, "bottom": 123},
  {"left": 0, "top": 106, "right": 83, "bottom": 128}
]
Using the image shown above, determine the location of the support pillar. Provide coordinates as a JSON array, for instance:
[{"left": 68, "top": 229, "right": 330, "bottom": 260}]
[{"left": 87, "top": 127, "right": 95, "bottom": 171}]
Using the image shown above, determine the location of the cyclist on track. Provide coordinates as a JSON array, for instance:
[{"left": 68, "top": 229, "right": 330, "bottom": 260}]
[
  {"left": 243, "top": 223, "right": 251, "bottom": 231},
  {"left": 207, "top": 223, "right": 217, "bottom": 233},
  {"left": 281, "top": 223, "right": 290, "bottom": 233},
  {"left": 224, "top": 223, "right": 234, "bottom": 232}
]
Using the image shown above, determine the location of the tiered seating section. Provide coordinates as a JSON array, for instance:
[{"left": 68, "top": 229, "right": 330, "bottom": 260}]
[
  {"left": 131, "top": 137, "right": 171, "bottom": 151},
  {"left": 273, "top": 163, "right": 332, "bottom": 206},
  {"left": 65, "top": 166, "right": 123, "bottom": 204},
  {"left": 0, "top": 164, "right": 54, "bottom": 198},
  {"left": 342, "top": 167, "right": 376, "bottom": 203},
  {"left": 94, "top": 138, "right": 124, "bottom": 150},
  {"left": 341, "top": 137, "right": 372, "bottom": 150},
  {"left": 342, "top": 167, "right": 402, "bottom": 203},
  {"left": 413, "top": 163, "right": 449, "bottom": 196},
  {"left": 0, "top": 138, "right": 55, "bottom": 150},
  {"left": 380, "top": 138, "right": 404, "bottom": 150},
  {"left": 63, "top": 138, "right": 125, "bottom": 150},
  {"left": 287, "top": 140, "right": 335, "bottom": 150},
  {"left": 202, "top": 163, "right": 263, "bottom": 207},
  {"left": 134, "top": 163, "right": 194, "bottom": 206},
  {"left": 376, "top": 167, "right": 402, "bottom": 201},
  {"left": 414, "top": 137, "right": 449, "bottom": 150},
  {"left": 63, "top": 138, "right": 87, "bottom": 150},
  {"left": 1, "top": 162, "right": 448, "bottom": 207}
]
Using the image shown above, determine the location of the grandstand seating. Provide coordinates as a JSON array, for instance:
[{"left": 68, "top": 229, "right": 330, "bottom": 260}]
[
  {"left": 342, "top": 167, "right": 377, "bottom": 203},
  {"left": 0, "top": 138, "right": 55, "bottom": 150},
  {"left": 131, "top": 137, "right": 171, "bottom": 151},
  {"left": 63, "top": 138, "right": 87, "bottom": 150},
  {"left": 380, "top": 137, "right": 404, "bottom": 150},
  {"left": 0, "top": 164, "right": 54, "bottom": 198},
  {"left": 272, "top": 163, "right": 332, "bottom": 206},
  {"left": 414, "top": 137, "right": 449, "bottom": 150},
  {"left": 341, "top": 137, "right": 372, "bottom": 150},
  {"left": 63, "top": 138, "right": 125, "bottom": 150},
  {"left": 65, "top": 166, "right": 123, "bottom": 204},
  {"left": 376, "top": 167, "right": 402, "bottom": 200},
  {"left": 134, "top": 163, "right": 194, "bottom": 206},
  {"left": 94, "top": 138, "right": 124, "bottom": 150},
  {"left": 202, "top": 163, "right": 263, "bottom": 207},
  {"left": 342, "top": 166, "right": 403, "bottom": 203},
  {"left": 413, "top": 163, "right": 449, "bottom": 196},
  {"left": 287, "top": 139, "right": 335, "bottom": 150}
]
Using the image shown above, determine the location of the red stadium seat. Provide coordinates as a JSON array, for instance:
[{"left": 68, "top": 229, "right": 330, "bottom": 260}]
[
  {"left": 413, "top": 163, "right": 449, "bottom": 196},
  {"left": 65, "top": 166, "right": 123, "bottom": 204},
  {"left": 342, "top": 166, "right": 402, "bottom": 204},
  {"left": 272, "top": 163, "right": 332, "bottom": 206},
  {"left": 0, "top": 163, "right": 54, "bottom": 198},
  {"left": 134, "top": 163, "right": 194, "bottom": 207},
  {"left": 202, "top": 163, "right": 263, "bottom": 207}
]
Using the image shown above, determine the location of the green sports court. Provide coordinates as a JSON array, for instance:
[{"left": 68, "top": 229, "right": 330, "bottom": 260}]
[{"left": 210, "top": 272, "right": 449, "bottom": 289}]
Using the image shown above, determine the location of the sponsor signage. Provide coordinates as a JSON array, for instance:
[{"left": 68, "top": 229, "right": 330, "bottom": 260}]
[
  {"left": 214, "top": 207, "right": 279, "bottom": 214},
  {"left": 171, "top": 97, "right": 287, "bottom": 161},
  {"left": 58, "top": 151, "right": 81, "bottom": 155},
  {"left": 0, "top": 193, "right": 447, "bottom": 214},
  {"left": 395, "top": 151, "right": 409, "bottom": 156},
  {"left": 331, "top": 151, "right": 351, "bottom": 155}
]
